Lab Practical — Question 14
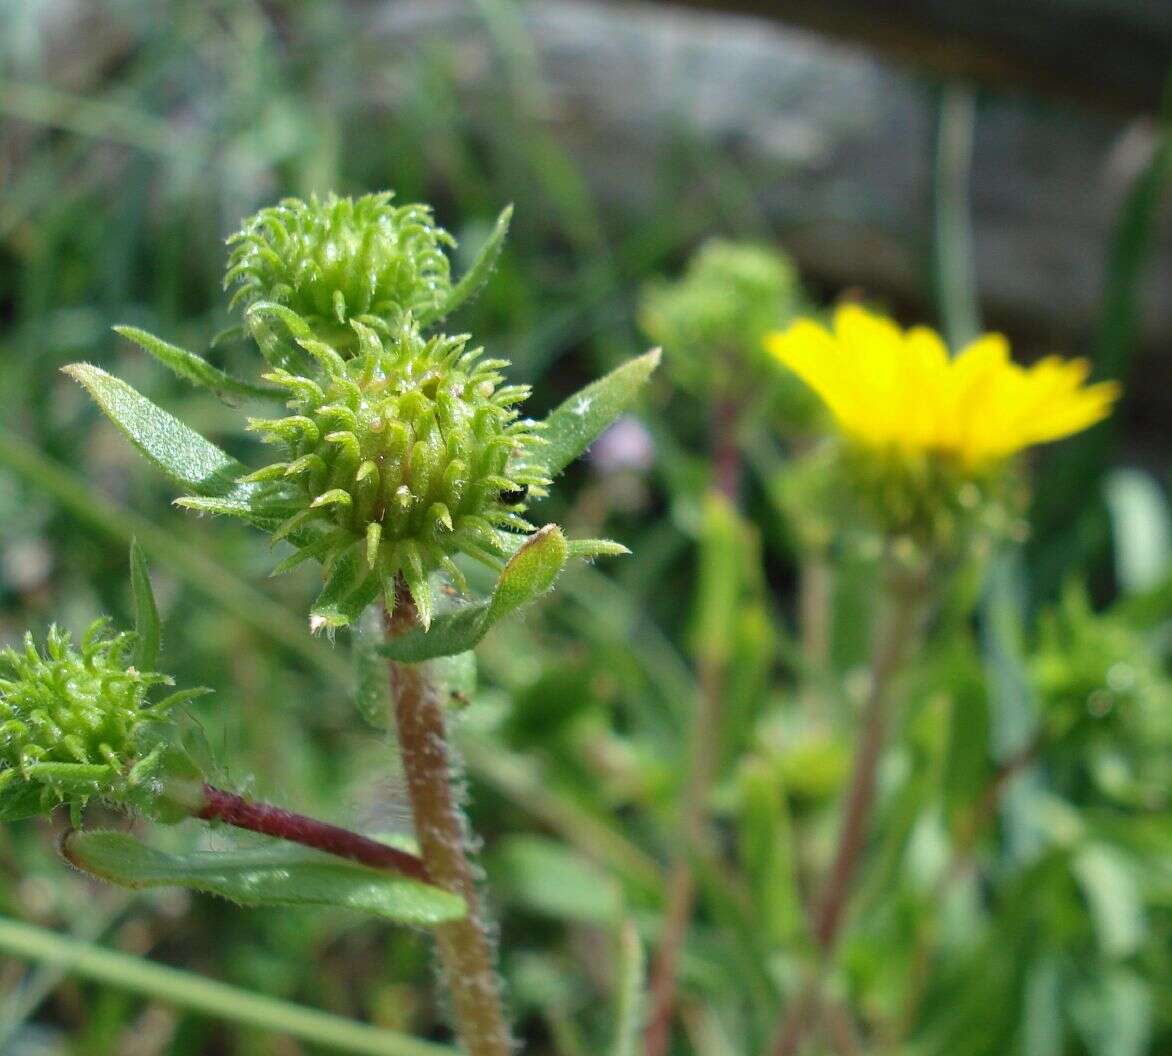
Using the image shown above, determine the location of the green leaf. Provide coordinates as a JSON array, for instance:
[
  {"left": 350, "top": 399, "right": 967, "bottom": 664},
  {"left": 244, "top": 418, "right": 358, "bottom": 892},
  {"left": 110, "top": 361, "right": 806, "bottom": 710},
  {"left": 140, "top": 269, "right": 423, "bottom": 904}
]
[
  {"left": 736, "top": 757, "right": 803, "bottom": 947},
  {"left": 417, "top": 205, "right": 512, "bottom": 327},
  {"left": 113, "top": 325, "right": 279, "bottom": 401},
  {"left": 565, "top": 538, "right": 631, "bottom": 560},
  {"left": 62, "top": 831, "right": 464, "bottom": 926},
  {"left": 539, "top": 349, "right": 660, "bottom": 478},
  {"left": 382, "top": 525, "right": 568, "bottom": 662},
  {"left": 128, "top": 538, "right": 161, "bottom": 671},
  {"left": 63, "top": 363, "right": 253, "bottom": 500},
  {"left": 492, "top": 836, "right": 620, "bottom": 925},
  {"left": 611, "top": 921, "right": 645, "bottom": 1056},
  {"left": 310, "top": 551, "right": 380, "bottom": 634},
  {"left": 486, "top": 523, "right": 567, "bottom": 620},
  {"left": 1073, "top": 843, "right": 1145, "bottom": 959}
]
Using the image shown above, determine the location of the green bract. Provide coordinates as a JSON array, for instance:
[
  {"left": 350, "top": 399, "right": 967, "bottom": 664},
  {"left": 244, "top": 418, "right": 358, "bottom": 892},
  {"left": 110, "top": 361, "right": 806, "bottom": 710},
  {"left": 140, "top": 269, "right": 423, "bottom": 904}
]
[
  {"left": 0, "top": 621, "right": 204, "bottom": 822},
  {"left": 225, "top": 192, "right": 456, "bottom": 352},
  {"left": 232, "top": 316, "right": 548, "bottom": 628}
]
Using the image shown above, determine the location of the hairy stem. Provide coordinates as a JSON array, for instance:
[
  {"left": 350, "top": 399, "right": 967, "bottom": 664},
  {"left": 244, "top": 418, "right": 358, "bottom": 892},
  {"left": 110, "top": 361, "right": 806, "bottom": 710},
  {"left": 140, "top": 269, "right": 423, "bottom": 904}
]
[
  {"left": 772, "top": 568, "right": 928, "bottom": 1056},
  {"left": 384, "top": 592, "right": 511, "bottom": 1056},
  {"left": 197, "top": 785, "right": 428, "bottom": 882}
]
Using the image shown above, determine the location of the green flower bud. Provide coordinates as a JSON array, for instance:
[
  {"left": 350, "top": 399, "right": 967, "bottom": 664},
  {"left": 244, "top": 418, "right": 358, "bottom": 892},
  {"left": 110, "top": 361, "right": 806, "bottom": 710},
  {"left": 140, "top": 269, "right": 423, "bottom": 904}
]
[
  {"left": 0, "top": 621, "right": 205, "bottom": 823},
  {"left": 249, "top": 317, "right": 549, "bottom": 625},
  {"left": 225, "top": 192, "right": 456, "bottom": 354},
  {"left": 639, "top": 239, "right": 814, "bottom": 425}
]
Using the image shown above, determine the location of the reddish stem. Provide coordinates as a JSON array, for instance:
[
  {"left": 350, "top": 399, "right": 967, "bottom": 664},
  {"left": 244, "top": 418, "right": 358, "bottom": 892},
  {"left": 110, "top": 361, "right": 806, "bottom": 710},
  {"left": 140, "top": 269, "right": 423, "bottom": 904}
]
[{"left": 197, "top": 784, "right": 430, "bottom": 883}]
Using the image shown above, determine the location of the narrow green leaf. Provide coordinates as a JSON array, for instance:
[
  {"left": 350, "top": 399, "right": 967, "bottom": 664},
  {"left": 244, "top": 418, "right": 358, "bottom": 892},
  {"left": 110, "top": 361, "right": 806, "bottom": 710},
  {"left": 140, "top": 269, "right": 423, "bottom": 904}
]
[
  {"left": 539, "top": 348, "right": 660, "bottom": 478},
  {"left": 382, "top": 525, "right": 568, "bottom": 662},
  {"left": 128, "top": 538, "right": 160, "bottom": 671},
  {"left": 736, "top": 757, "right": 803, "bottom": 947},
  {"left": 62, "top": 831, "right": 464, "bottom": 926},
  {"left": 173, "top": 494, "right": 290, "bottom": 529},
  {"left": 310, "top": 550, "right": 380, "bottom": 634},
  {"left": 492, "top": 836, "right": 620, "bottom": 925},
  {"left": 612, "top": 920, "right": 645, "bottom": 1056},
  {"left": 417, "top": 204, "right": 513, "bottom": 327},
  {"left": 113, "top": 325, "right": 278, "bottom": 401},
  {"left": 63, "top": 363, "right": 252, "bottom": 500},
  {"left": 565, "top": 538, "right": 631, "bottom": 560},
  {"left": 1073, "top": 843, "right": 1145, "bottom": 959}
]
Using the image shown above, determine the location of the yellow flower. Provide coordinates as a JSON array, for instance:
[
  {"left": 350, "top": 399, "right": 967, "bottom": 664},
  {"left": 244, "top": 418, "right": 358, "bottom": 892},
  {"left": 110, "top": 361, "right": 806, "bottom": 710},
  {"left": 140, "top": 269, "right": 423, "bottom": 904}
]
[{"left": 765, "top": 305, "right": 1120, "bottom": 470}]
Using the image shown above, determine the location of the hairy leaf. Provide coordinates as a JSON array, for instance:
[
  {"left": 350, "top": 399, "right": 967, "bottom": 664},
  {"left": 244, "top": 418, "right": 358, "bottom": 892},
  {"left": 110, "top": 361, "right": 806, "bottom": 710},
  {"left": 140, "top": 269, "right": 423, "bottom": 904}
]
[
  {"left": 539, "top": 349, "right": 660, "bottom": 478},
  {"left": 62, "top": 831, "right": 464, "bottom": 926},
  {"left": 382, "top": 525, "right": 567, "bottom": 662},
  {"left": 114, "top": 325, "right": 278, "bottom": 401},
  {"left": 64, "top": 364, "right": 251, "bottom": 499}
]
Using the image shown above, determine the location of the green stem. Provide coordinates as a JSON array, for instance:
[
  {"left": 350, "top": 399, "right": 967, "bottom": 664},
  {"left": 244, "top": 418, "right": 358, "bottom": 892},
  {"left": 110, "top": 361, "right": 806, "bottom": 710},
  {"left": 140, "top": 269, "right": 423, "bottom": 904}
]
[
  {"left": 771, "top": 566, "right": 928, "bottom": 1056},
  {"left": 645, "top": 395, "right": 742, "bottom": 1056},
  {"left": 798, "top": 553, "right": 833, "bottom": 717},
  {"left": 384, "top": 592, "right": 511, "bottom": 1056},
  {"left": 0, "top": 916, "right": 454, "bottom": 1056}
]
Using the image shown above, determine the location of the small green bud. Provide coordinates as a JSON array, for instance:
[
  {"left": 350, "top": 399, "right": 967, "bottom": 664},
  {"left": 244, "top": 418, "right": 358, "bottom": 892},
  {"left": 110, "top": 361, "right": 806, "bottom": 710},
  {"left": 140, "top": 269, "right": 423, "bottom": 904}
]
[
  {"left": 252, "top": 317, "right": 549, "bottom": 624},
  {"left": 225, "top": 192, "right": 457, "bottom": 353},
  {"left": 0, "top": 621, "right": 205, "bottom": 822},
  {"left": 640, "top": 239, "right": 813, "bottom": 424}
]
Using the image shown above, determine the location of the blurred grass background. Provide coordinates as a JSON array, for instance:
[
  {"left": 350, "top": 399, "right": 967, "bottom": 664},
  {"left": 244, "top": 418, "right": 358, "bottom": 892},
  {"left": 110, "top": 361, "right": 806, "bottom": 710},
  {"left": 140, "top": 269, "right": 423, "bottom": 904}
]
[{"left": 0, "top": 2, "right": 1169, "bottom": 1055}]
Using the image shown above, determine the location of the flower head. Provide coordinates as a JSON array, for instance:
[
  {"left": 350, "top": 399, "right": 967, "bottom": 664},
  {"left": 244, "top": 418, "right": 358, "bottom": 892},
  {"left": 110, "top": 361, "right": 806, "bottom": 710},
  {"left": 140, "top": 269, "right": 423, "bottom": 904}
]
[
  {"left": 239, "top": 317, "right": 549, "bottom": 627},
  {"left": 225, "top": 192, "right": 456, "bottom": 351},
  {"left": 766, "top": 305, "right": 1120, "bottom": 469},
  {"left": 0, "top": 622, "right": 203, "bottom": 821},
  {"left": 640, "top": 240, "right": 810, "bottom": 419}
]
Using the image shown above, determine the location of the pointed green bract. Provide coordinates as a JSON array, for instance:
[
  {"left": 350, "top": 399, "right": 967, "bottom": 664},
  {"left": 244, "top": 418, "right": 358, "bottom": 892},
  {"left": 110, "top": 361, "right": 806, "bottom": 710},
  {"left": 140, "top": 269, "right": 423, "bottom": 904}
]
[
  {"left": 417, "top": 204, "right": 513, "bottom": 327},
  {"left": 539, "top": 349, "right": 660, "bottom": 478},
  {"left": 309, "top": 550, "right": 381, "bottom": 635},
  {"left": 62, "top": 831, "right": 465, "bottom": 926},
  {"left": 129, "top": 538, "right": 161, "bottom": 671},
  {"left": 114, "top": 325, "right": 278, "bottom": 401}
]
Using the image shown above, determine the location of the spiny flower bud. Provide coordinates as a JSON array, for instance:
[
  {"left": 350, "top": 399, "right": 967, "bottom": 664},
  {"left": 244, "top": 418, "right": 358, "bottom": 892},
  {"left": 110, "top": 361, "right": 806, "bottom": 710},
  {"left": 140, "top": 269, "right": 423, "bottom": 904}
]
[
  {"left": 0, "top": 621, "right": 204, "bottom": 822},
  {"left": 225, "top": 192, "right": 456, "bottom": 352},
  {"left": 244, "top": 317, "right": 549, "bottom": 627}
]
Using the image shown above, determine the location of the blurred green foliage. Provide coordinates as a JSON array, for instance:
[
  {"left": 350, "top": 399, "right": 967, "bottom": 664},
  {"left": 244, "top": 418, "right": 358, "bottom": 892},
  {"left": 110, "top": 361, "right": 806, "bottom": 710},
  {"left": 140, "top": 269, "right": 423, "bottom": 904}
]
[{"left": 0, "top": 3, "right": 1169, "bottom": 1056}]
